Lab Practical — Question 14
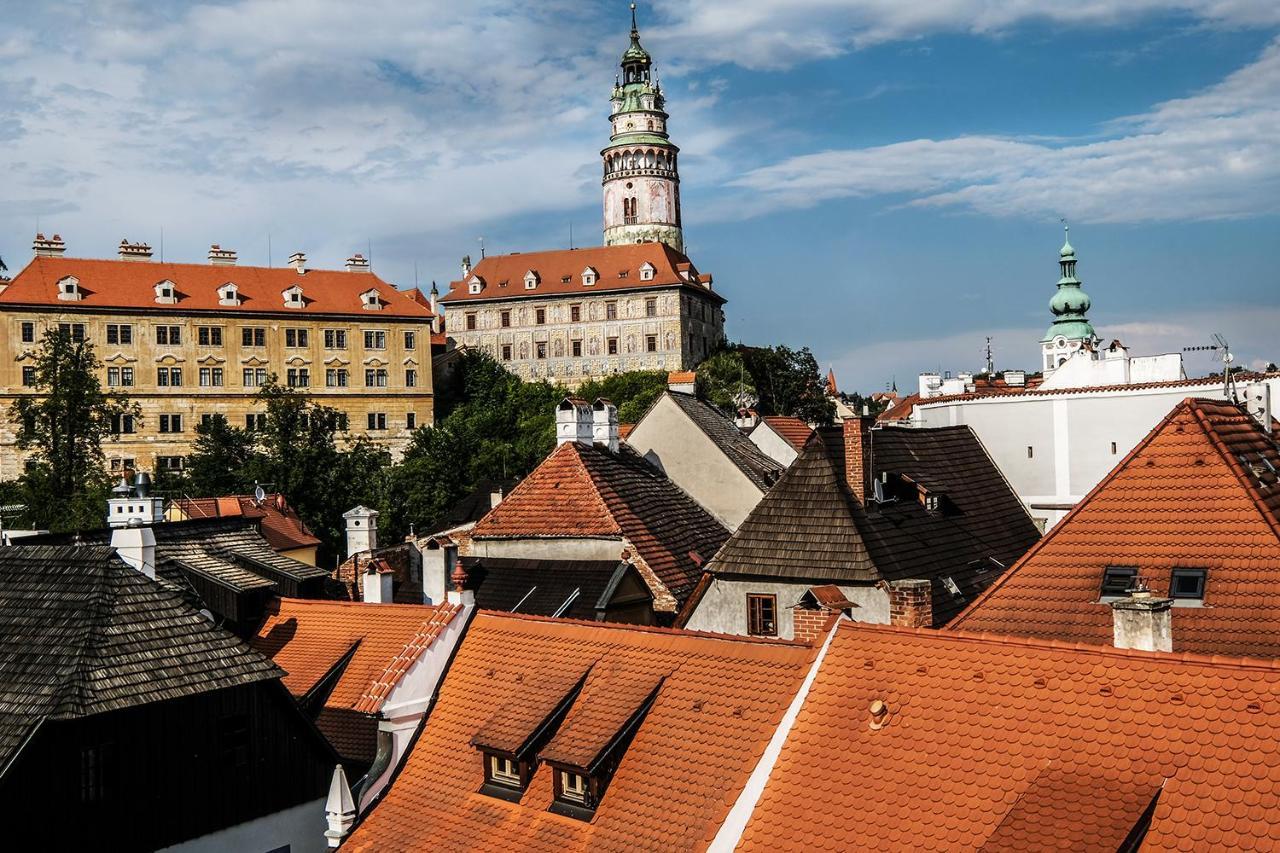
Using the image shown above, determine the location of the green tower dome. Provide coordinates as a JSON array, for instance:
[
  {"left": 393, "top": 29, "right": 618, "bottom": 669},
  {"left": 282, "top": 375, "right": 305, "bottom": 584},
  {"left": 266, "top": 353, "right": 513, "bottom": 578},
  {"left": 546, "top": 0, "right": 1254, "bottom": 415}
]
[{"left": 1042, "top": 224, "right": 1098, "bottom": 344}]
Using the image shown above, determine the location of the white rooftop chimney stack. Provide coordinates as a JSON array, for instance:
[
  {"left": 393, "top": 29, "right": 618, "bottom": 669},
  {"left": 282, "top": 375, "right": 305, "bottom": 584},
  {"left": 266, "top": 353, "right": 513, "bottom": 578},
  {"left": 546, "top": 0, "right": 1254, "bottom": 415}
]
[
  {"left": 556, "top": 398, "right": 594, "bottom": 446},
  {"left": 208, "top": 244, "right": 237, "bottom": 266},
  {"left": 107, "top": 473, "right": 159, "bottom": 578},
  {"left": 343, "top": 505, "right": 378, "bottom": 558},
  {"left": 667, "top": 371, "right": 696, "bottom": 395},
  {"left": 345, "top": 253, "right": 371, "bottom": 273},
  {"left": 1110, "top": 584, "right": 1173, "bottom": 653},
  {"left": 324, "top": 764, "right": 356, "bottom": 848},
  {"left": 461, "top": 255, "right": 472, "bottom": 277},
  {"left": 111, "top": 524, "right": 157, "bottom": 579},
  {"left": 117, "top": 239, "right": 153, "bottom": 261},
  {"left": 289, "top": 251, "right": 307, "bottom": 274},
  {"left": 362, "top": 561, "right": 394, "bottom": 603},
  {"left": 592, "top": 398, "right": 619, "bottom": 453},
  {"left": 32, "top": 233, "right": 66, "bottom": 257}
]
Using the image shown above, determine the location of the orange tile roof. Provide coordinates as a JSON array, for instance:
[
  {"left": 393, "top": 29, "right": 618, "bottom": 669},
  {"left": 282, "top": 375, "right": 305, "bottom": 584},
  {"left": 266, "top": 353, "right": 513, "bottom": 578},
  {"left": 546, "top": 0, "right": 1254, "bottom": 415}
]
[
  {"left": 251, "top": 597, "right": 460, "bottom": 761},
  {"left": 876, "top": 392, "right": 920, "bottom": 423},
  {"left": 617, "top": 422, "right": 635, "bottom": 440},
  {"left": 344, "top": 612, "right": 815, "bottom": 852},
  {"left": 471, "top": 441, "right": 730, "bottom": 605},
  {"left": 439, "top": 242, "right": 724, "bottom": 305},
  {"left": 0, "top": 255, "right": 433, "bottom": 319},
  {"left": 176, "top": 493, "right": 322, "bottom": 552},
  {"left": 759, "top": 415, "right": 814, "bottom": 451},
  {"left": 951, "top": 398, "right": 1280, "bottom": 656},
  {"left": 667, "top": 370, "right": 697, "bottom": 384},
  {"left": 736, "top": 620, "right": 1280, "bottom": 852}
]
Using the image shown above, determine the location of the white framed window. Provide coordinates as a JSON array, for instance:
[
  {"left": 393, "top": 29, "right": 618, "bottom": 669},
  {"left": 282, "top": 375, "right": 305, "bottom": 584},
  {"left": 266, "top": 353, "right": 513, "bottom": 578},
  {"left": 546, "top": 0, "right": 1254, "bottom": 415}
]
[
  {"left": 360, "top": 289, "right": 382, "bottom": 310},
  {"left": 639, "top": 262, "right": 656, "bottom": 281},
  {"left": 154, "top": 280, "right": 178, "bottom": 304},
  {"left": 283, "top": 285, "right": 305, "bottom": 308},
  {"left": 523, "top": 270, "right": 539, "bottom": 290},
  {"left": 218, "top": 282, "right": 241, "bottom": 306},
  {"left": 57, "top": 276, "right": 81, "bottom": 301}
]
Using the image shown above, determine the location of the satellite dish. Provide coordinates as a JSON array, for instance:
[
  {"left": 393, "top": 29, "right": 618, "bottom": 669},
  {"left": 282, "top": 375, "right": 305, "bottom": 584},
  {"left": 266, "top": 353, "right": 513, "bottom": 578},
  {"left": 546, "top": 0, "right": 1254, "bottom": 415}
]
[{"left": 254, "top": 484, "right": 266, "bottom": 503}]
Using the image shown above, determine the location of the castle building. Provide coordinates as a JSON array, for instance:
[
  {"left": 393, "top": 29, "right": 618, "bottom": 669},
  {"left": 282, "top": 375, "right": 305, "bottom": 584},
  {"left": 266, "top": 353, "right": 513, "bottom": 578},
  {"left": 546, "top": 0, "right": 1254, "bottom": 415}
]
[
  {"left": 0, "top": 236, "right": 435, "bottom": 478},
  {"left": 441, "top": 6, "right": 725, "bottom": 385}
]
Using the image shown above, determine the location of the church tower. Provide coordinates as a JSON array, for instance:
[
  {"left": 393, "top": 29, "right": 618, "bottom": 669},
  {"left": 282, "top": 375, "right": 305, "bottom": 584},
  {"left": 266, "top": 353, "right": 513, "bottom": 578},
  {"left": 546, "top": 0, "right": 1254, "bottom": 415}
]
[
  {"left": 602, "top": 4, "right": 684, "bottom": 253},
  {"left": 1041, "top": 225, "right": 1100, "bottom": 372}
]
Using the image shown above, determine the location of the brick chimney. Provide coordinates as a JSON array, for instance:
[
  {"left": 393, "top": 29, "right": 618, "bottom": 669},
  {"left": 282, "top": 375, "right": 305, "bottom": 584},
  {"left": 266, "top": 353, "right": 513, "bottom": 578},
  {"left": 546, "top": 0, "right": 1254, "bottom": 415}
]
[
  {"left": 118, "top": 239, "right": 153, "bottom": 261},
  {"left": 887, "top": 579, "right": 932, "bottom": 628},
  {"left": 32, "top": 233, "right": 66, "bottom": 257},
  {"left": 346, "top": 253, "right": 371, "bottom": 273},
  {"left": 793, "top": 608, "right": 839, "bottom": 644},
  {"left": 1111, "top": 587, "right": 1172, "bottom": 652},
  {"left": 842, "top": 417, "right": 874, "bottom": 503},
  {"left": 208, "top": 244, "right": 237, "bottom": 266}
]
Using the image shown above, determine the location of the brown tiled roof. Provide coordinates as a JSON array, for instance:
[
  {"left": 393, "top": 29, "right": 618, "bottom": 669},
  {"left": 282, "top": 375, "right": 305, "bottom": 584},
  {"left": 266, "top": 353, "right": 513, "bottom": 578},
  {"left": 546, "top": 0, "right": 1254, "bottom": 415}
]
[
  {"left": 736, "top": 620, "right": 1280, "bottom": 852},
  {"left": 439, "top": 242, "right": 724, "bottom": 305},
  {"left": 710, "top": 425, "right": 1040, "bottom": 625},
  {"left": 251, "top": 598, "right": 460, "bottom": 762},
  {"left": 343, "top": 612, "right": 814, "bottom": 852},
  {"left": 951, "top": 398, "right": 1280, "bottom": 656},
  {"left": 175, "top": 493, "right": 321, "bottom": 552},
  {"left": 0, "top": 546, "right": 281, "bottom": 772},
  {"left": 472, "top": 441, "right": 730, "bottom": 605},
  {"left": 758, "top": 415, "right": 814, "bottom": 451},
  {"left": 805, "top": 584, "right": 859, "bottom": 610},
  {"left": 664, "top": 392, "right": 784, "bottom": 491},
  {"left": 0, "top": 255, "right": 432, "bottom": 318}
]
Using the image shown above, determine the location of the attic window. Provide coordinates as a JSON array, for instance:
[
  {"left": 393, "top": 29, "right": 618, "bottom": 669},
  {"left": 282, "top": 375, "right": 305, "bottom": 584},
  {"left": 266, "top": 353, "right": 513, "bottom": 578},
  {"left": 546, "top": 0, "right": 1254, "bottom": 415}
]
[
  {"left": 283, "top": 285, "right": 304, "bottom": 309},
  {"left": 154, "top": 280, "right": 177, "bottom": 304},
  {"left": 941, "top": 576, "right": 962, "bottom": 597},
  {"left": 1100, "top": 565, "right": 1137, "bottom": 599},
  {"left": 468, "top": 277, "right": 483, "bottom": 295},
  {"left": 57, "top": 275, "right": 81, "bottom": 301},
  {"left": 480, "top": 752, "right": 531, "bottom": 799},
  {"left": 561, "top": 275, "right": 571, "bottom": 284},
  {"left": 524, "top": 270, "right": 539, "bottom": 290},
  {"left": 556, "top": 770, "right": 590, "bottom": 807},
  {"left": 582, "top": 267, "right": 598, "bottom": 287},
  {"left": 924, "top": 494, "right": 941, "bottom": 512},
  {"left": 218, "top": 282, "right": 241, "bottom": 306},
  {"left": 1170, "top": 568, "right": 1206, "bottom": 600},
  {"left": 361, "top": 289, "right": 382, "bottom": 310},
  {"left": 639, "top": 262, "right": 655, "bottom": 282}
]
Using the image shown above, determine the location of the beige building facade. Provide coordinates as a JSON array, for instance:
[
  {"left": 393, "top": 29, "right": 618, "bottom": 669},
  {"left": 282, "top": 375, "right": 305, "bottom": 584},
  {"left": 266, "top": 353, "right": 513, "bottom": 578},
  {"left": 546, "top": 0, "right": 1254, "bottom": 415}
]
[{"left": 0, "top": 237, "right": 435, "bottom": 478}]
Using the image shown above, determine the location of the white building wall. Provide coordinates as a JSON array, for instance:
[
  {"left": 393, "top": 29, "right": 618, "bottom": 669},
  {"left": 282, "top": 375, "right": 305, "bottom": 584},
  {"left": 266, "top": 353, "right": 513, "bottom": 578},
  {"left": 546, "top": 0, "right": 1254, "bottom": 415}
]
[
  {"left": 684, "top": 577, "right": 889, "bottom": 639},
  {"left": 747, "top": 423, "right": 800, "bottom": 467}
]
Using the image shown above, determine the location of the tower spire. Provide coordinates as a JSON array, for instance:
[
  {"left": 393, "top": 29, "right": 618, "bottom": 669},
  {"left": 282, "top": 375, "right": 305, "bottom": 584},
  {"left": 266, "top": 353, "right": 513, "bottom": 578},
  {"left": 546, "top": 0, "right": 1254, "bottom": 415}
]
[
  {"left": 630, "top": 2, "right": 638, "bottom": 35},
  {"left": 1041, "top": 221, "right": 1099, "bottom": 372}
]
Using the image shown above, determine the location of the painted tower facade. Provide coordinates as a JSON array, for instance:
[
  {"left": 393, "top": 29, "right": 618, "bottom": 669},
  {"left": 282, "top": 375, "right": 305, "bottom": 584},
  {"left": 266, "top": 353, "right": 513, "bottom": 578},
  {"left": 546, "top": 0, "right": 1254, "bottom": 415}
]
[
  {"left": 1041, "top": 225, "right": 1100, "bottom": 372},
  {"left": 602, "top": 5, "right": 683, "bottom": 253}
]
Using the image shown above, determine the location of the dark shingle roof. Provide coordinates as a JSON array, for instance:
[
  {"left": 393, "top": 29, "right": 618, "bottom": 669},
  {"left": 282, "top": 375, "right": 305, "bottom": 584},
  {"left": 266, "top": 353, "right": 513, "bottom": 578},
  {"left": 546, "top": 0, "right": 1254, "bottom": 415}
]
[
  {"left": 665, "top": 392, "right": 784, "bottom": 490},
  {"left": 709, "top": 425, "right": 1041, "bottom": 624},
  {"left": 465, "top": 557, "right": 638, "bottom": 619},
  {"left": 0, "top": 546, "right": 281, "bottom": 774}
]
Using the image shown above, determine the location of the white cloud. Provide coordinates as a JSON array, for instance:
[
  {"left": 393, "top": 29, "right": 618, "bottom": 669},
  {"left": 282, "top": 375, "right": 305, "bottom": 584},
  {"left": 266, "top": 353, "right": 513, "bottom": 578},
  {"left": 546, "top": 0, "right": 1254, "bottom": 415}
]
[
  {"left": 654, "top": 0, "right": 1280, "bottom": 70},
  {"left": 729, "top": 36, "right": 1280, "bottom": 223}
]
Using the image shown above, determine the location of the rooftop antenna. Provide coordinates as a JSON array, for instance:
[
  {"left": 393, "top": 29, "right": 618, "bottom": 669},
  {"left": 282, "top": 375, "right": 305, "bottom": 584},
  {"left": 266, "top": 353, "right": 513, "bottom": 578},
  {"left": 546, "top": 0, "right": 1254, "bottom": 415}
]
[
  {"left": 984, "top": 336, "right": 994, "bottom": 375},
  {"left": 1184, "top": 333, "right": 1237, "bottom": 399},
  {"left": 367, "top": 238, "right": 373, "bottom": 270},
  {"left": 160, "top": 227, "right": 165, "bottom": 263},
  {"left": 267, "top": 233, "right": 273, "bottom": 268},
  {"left": 414, "top": 261, "right": 419, "bottom": 288},
  {"left": 569, "top": 221, "right": 574, "bottom": 250},
  {"left": 478, "top": 236, "right": 486, "bottom": 259}
]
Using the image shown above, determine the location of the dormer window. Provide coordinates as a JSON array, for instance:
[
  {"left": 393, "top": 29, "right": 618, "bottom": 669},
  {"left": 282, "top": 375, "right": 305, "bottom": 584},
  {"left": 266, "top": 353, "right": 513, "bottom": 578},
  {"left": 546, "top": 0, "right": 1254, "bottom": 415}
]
[
  {"left": 556, "top": 770, "right": 590, "bottom": 807},
  {"left": 217, "top": 282, "right": 241, "bottom": 306},
  {"left": 154, "top": 280, "right": 178, "bottom": 304},
  {"left": 924, "top": 494, "right": 940, "bottom": 513},
  {"left": 582, "top": 267, "right": 598, "bottom": 287},
  {"left": 283, "top": 285, "right": 304, "bottom": 309},
  {"left": 57, "top": 276, "right": 81, "bottom": 302},
  {"left": 524, "top": 270, "right": 540, "bottom": 290},
  {"left": 468, "top": 276, "right": 484, "bottom": 295},
  {"left": 638, "top": 262, "right": 655, "bottom": 282},
  {"left": 360, "top": 289, "right": 382, "bottom": 310}
]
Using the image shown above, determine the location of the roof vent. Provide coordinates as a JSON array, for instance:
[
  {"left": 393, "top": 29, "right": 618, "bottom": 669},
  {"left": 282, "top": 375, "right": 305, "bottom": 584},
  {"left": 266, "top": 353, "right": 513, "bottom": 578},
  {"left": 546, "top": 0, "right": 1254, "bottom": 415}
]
[{"left": 869, "top": 699, "right": 888, "bottom": 730}]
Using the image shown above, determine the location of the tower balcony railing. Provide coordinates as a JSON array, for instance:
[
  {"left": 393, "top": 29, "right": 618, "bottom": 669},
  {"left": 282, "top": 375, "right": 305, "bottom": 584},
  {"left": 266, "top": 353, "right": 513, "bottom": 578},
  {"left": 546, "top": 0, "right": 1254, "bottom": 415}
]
[{"left": 602, "top": 165, "right": 678, "bottom": 183}]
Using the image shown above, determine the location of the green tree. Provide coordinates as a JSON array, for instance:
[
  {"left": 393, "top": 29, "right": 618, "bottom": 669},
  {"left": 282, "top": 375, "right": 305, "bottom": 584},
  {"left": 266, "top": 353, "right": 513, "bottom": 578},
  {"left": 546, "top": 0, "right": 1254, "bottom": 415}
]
[
  {"left": 740, "top": 344, "right": 835, "bottom": 425},
  {"left": 183, "top": 414, "right": 260, "bottom": 496},
  {"left": 695, "top": 349, "right": 757, "bottom": 414},
  {"left": 576, "top": 370, "right": 668, "bottom": 423},
  {"left": 8, "top": 328, "right": 139, "bottom": 531}
]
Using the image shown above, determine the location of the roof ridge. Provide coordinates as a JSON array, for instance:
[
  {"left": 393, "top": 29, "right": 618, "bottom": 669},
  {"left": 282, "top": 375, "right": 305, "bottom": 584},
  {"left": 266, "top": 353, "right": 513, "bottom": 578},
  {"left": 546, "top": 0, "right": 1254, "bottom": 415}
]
[
  {"left": 917, "top": 372, "right": 1280, "bottom": 406},
  {"left": 477, "top": 609, "right": 813, "bottom": 647}
]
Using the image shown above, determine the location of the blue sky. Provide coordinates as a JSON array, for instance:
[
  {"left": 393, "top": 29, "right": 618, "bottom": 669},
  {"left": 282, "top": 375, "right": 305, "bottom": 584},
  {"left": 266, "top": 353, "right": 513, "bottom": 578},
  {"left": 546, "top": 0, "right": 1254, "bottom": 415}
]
[{"left": 2, "top": 1, "right": 1278, "bottom": 390}]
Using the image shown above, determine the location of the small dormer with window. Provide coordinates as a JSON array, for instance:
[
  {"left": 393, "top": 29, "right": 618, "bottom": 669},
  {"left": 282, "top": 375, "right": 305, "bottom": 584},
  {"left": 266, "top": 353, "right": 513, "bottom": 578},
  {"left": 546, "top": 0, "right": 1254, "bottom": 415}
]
[
  {"left": 524, "top": 270, "right": 540, "bottom": 290},
  {"left": 638, "top": 262, "right": 656, "bottom": 282},
  {"left": 57, "top": 275, "right": 81, "bottom": 302},
  {"left": 283, "top": 284, "right": 305, "bottom": 309},
  {"left": 360, "top": 288, "right": 382, "bottom": 311},
  {"left": 154, "top": 280, "right": 178, "bottom": 305},
  {"left": 217, "top": 281, "right": 241, "bottom": 306},
  {"left": 582, "top": 267, "right": 598, "bottom": 287},
  {"left": 467, "top": 276, "right": 485, "bottom": 295}
]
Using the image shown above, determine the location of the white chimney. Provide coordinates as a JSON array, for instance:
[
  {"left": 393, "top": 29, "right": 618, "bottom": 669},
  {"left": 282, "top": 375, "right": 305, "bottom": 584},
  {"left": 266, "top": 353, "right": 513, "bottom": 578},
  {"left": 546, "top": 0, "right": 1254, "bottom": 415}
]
[
  {"left": 111, "top": 525, "right": 157, "bottom": 579},
  {"left": 1004, "top": 370, "right": 1026, "bottom": 387},
  {"left": 735, "top": 408, "right": 759, "bottom": 430},
  {"left": 324, "top": 764, "right": 356, "bottom": 848},
  {"left": 1245, "top": 382, "right": 1273, "bottom": 431},
  {"left": 592, "top": 398, "right": 619, "bottom": 453},
  {"left": 556, "top": 398, "right": 594, "bottom": 446},
  {"left": 362, "top": 561, "right": 394, "bottom": 603},
  {"left": 1110, "top": 588, "right": 1173, "bottom": 652},
  {"left": 343, "top": 506, "right": 378, "bottom": 558},
  {"left": 106, "top": 473, "right": 164, "bottom": 529},
  {"left": 345, "top": 253, "right": 371, "bottom": 273},
  {"left": 420, "top": 538, "right": 455, "bottom": 605},
  {"left": 289, "top": 251, "right": 307, "bottom": 274},
  {"left": 32, "top": 233, "right": 66, "bottom": 257},
  {"left": 208, "top": 244, "right": 237, "bottom": 266},
  {"left": 118, "top": 239, "right": 153, "bottom": 261}
]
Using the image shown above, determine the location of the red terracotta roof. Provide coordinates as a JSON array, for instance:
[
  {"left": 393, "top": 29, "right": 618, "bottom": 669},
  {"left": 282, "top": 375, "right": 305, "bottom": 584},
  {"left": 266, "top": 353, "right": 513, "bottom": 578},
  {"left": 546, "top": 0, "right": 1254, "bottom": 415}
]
[
  {"left": 439, "top": 242, "right": 724, "bottom": 304},
  {"left": 667, "top": 370, "right": 696, "bottom": 384},
  {"left": 175, "top": 493, "right": 321, "bottom": 552},
  {"left": 344, "top": 612, "right": 814, "bottom": 852},
  {"left": 251, "top": 598, "right": 460, "bottom": 762},
  {"left": 876, "top": 392, "right": 920, "bottom": 423},
  {"left": 759, "top": 415, "right": 814, "bottom": 451},
  {"left": 806, "top": 584, "right": 859, "bottom": 610},
  {"left": 471, "top": 441, "right": 730, "bottom": 606},
  {"left": 617, "top": 422, "right": 635, "bottom": 440},
  {"left": 951, "top": 398, "right": 1280, "bottom": 656},
  {"left": 917, "top": 371, "right": 1277, "bottom": 407},
  {"left": 736, "top": 620, "right": 1280, "bottom": 852},
  {"left": 0, "top": 255, "right": 433, "bottom": 318}
]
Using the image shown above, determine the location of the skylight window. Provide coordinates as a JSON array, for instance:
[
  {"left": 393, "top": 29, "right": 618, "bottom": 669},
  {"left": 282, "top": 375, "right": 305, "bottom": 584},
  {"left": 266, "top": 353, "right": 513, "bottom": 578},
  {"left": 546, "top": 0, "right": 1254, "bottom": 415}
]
[
  {"left": 1170, "top": 568, "right": 1207, "bottom": 600},
  {"left": 941, "top": 576, "right": 962, "bottom": 597},
  {"left": 1100, "top": 566, "right": 1137, "bottom": 599}
]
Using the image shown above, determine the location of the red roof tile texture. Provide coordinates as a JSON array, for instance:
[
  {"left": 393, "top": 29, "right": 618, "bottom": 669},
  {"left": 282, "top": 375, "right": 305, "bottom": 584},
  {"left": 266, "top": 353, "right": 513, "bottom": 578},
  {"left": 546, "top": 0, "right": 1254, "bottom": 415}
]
[
  {"left": 175, "top": 493, "right": 321, "bottom": 552},
  {"left": 737, "top": 621, "right": 1280, "bottom": 852},
  {"left": 250, "top": 598, "right": 459, "bottom": 762},
  {"left": 344, "top": 612, "right": 814, "bottom": 852},
  {"left": 951, "top": 398, "right": 1280, "bottom": 656},
  {"left": 876, "top": 392, "right": 920, "bottom": 423},
  {"left": 1, "top": 255, "right": 432, "bottom": 318},
  {"left": 759, "top": 415, "right": 814, "bottom": 451},
  {"left": 440, "top": 242, "right": 724, "bottom": 304}
]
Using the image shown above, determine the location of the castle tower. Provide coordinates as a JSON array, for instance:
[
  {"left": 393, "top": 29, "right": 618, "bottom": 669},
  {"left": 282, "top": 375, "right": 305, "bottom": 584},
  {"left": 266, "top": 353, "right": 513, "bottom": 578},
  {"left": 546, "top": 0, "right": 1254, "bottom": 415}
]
[
  {"left": 602, "top": 4, "right": 684, "bottom": 253},
  {"left": 1041, "top": 224, "right": 1100, "bottom": 372}
]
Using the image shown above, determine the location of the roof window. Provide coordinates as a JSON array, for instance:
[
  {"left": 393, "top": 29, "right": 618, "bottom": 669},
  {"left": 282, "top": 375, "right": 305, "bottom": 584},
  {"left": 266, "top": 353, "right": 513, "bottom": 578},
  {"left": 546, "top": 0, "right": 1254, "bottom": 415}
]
[
  {"left": 283, "top": 284, "right": 305, "bottom": 309},
  {"left": 1100, "top": 565, "right": 1137, "bottom": 599},
  {"left": 524, "top": 270, "right": 540, "bottom": 290},
  {"left": 468, "top": 276, "right": 484, "bottom": 295},
  {"left": 217, "top": 282, "right": 241, "bottom": 306},
  {"left": 57, "top": 275, "right": 81, "bottom": 302},
  {"left": 582, "top": 267, "right": 598, "bottom": 287},
  {"left": 154, "top": 279, "right": 178, "bottom": 304},
  {"left": 1170, "top": 568, "right": 1207, "bottom": 601},
  {"left": 639, "top": 262, "right": 655, "bottom": 282},
  {"left": 360, "top": 288, "right": 382, "bottom": 310}
]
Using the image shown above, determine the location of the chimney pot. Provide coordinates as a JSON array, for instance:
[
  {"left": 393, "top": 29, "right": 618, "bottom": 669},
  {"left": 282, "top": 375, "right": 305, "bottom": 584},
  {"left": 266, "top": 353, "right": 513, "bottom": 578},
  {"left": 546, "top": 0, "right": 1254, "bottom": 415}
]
[
  {"left": 118, "top": 239, "right": 153, "bottom": 261},
  {"left": 842, "top": 417, "right": 875, "bottom": 503},
  {"left": 1111, "top": 595, "right": 1173, "bottom": 652},
  {"left": 592, "top": 398, "right": 620, "bottom": 452},
  {"left": 556, "top": 397, "right": 594, "bottom": 447},
  {"left": 346, "top": 253, "right": 371, "bottom": 273},
  {"left": 208, "top": 244, "right": 237, "bottom": 266},
  {"left": 32, "top": 233, "right": 67, "bottom": 257},
  {"left": 289, "top": 251, "right": 307, "bottom": 274}
]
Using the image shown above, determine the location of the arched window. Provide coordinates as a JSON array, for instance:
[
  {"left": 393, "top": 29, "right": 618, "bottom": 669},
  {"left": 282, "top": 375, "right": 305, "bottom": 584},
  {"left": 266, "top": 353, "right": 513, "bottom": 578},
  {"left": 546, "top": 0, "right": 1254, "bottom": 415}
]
[{"left": 625, "top": 196, "right": 638, "bottom": 224}]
